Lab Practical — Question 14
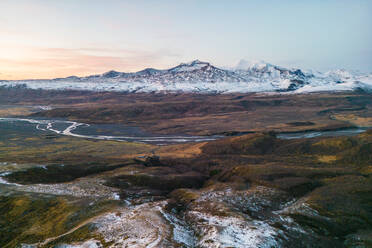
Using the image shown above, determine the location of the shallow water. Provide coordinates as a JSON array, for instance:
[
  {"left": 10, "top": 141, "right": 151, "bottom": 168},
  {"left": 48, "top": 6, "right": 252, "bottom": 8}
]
[
  {"left": 277, "top": 127, "right": 368, "bottom": 139},
  {"left": 1, "top": 117, "right": 369, "bottom": 145},
  {"left": 0, "top": 117, "right": 221, "bottom": 145}
]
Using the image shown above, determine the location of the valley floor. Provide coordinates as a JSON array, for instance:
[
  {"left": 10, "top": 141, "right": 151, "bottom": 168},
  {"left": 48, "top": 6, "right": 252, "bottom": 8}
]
[{"left": 0, "top": 90, "right": 372, "bottom": 247}]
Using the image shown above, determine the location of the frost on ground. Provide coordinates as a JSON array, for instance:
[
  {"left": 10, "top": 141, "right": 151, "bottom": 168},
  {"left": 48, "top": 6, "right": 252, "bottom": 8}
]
[
  {"left": 183, "top": 186, "right": 284, "bottom": 247},
  {"left": 15, "top": 183, "right": 329, "bottom": 248},
  {"left": 160, "top": 208, "right": 197, "bottom": 247},
  {"left": 0, "top": 175, "right": 120, "bottom": 200},
  {"left": 20, "top": 179, "right": 121, "bottom": 199},
  {"left": 174, "top": 185, "right": 323, "bottom": 248},
  {"left": 57, "top": 197, "right": 280, "bottom": 248},
  {"left": 0, "top": 166, "right": 331, "bottom": 248},
  {"left": 0, "top": 166, "right": 344, "bottom": 247},
  {"left": 55, "top": 240, "right": 102, "bottom": 248},
  {"left": 188, "top": 211, "right": 278, "bottom": 248},
  {"left": 91, "top": 201, "right": 174, "bottom": 247}
]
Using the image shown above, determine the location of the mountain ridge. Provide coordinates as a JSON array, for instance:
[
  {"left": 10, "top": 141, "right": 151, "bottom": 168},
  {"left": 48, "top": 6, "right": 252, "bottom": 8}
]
[{"left": 1, "top": 60, "right": 371, "bottom": 94}]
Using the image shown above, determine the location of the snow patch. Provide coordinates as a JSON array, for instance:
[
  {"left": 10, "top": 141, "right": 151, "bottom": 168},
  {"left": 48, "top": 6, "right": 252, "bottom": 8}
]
[
  {"left": 188, "top": 210, "right": 278, "bottom": 248},
  {"left": 92, "top": 202, "right": 171, "bottom": 247},
  {"left": 55, "top": 240, "right": 102, "bottom": 248}
]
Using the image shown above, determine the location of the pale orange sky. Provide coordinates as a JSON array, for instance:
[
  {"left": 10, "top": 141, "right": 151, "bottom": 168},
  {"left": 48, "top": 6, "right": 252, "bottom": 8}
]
[{"left": 0, "top": 45, "right": 180, "bottom": 80}]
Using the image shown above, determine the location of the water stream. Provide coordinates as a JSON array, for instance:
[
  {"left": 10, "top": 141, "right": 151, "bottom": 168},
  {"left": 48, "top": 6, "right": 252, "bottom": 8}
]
[{"left": 0, "top": 117, "right": 220, "bottom": 145}]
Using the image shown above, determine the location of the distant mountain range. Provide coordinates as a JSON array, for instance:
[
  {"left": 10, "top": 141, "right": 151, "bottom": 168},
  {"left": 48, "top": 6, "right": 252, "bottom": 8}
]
[{"left": 1, "top": 60, "right": 371, "bottom": 94}]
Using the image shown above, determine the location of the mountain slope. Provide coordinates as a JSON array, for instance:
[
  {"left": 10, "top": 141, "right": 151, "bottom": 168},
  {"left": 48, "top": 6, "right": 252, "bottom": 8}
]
[{"left": 1, "top": 60, "right": 371, "bottom": 94}]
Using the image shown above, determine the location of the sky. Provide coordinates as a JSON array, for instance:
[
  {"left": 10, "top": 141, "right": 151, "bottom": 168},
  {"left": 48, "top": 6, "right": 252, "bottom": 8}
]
[{"left": 0, "top": 0, "right": 371, "bottom": 80}]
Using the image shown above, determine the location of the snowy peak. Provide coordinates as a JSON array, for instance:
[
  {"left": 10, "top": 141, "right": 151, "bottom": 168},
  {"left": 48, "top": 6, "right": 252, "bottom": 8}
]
[
  {"left": 135, "top": 68, "right": 162, "bottom": 76},
  {"left": 101, "top": 70, "right": 123, "bottom": 78},
  {"left": 325, "top": 69, "right": 355, "bottom": 81},
  {"left": 235, "top": 59, "right": 306, "bottom": 77},
  {"left": 169, "top": 60, "right": 212, "bottom": 73},
  {"left": 183, "top": 59, "right": 210, "bottom": 67},
  {"left": 185, "top": 59, "right": 209, "bottom": 66},
  {"left": 235, "top": 59, "right": 274, "bottom": 71}
]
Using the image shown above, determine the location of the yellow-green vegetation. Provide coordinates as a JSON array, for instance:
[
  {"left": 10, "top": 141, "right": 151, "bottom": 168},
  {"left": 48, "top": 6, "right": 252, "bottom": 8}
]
[
  {"left": 1, "top": 90, "right": 372, "bottom": 246},
  {"left": 43, "top": 224, "right": 113, "bottom": 248},
  {"left": 317, "top": 155, "right": 337, "bottom": 163},
  {"left": 312, "top": 137, "right": 356, "bottom": 153},
  {"left": 201, "top": 133, "right": 278, "bottom": 155},
  {"left": 26, "top": 91, "right": 371, "bottom": 135},
  {"left": 0, "top": 193, "right": 116, "bottom": 248},
  {"left": 170, "top": 188, "right": 200, "bottom": 206},
  {"left": 360, "top": 166, "right": 372, "bottom": 175},
  {"left": 5, "top": 162, "right": 134, "bottom": 184},
  {"left": 294, "top": 175, "right": 372, "bottom": 238},
  {"left": 0, "top": 106, "right": 34, "bottom": 117},
  {"left": 0, "top": 134, "right": 154, "bottom": 164},
  {"left": 333, "top": 113, "right": 372, "bottom": 127},
  {"left": 0, "top": 105, "right": 371, "bottom": 246},
  {"left": 0, "top": 131, "right": 156, "bottom": 183},
  {"left": 195, "top": 130, "right": 372, "bottom": 244},
  {"left": 154, "top": 142, "right": 207, "bottom": 158},
  {"left": 107, "top": 171, "right": 206, "bottom": 192}
]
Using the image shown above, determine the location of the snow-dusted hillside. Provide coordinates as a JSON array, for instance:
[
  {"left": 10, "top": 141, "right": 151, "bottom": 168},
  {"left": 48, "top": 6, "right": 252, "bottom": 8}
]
[{"left": 1, "top": 60, "right": 371, "bottom": 94}]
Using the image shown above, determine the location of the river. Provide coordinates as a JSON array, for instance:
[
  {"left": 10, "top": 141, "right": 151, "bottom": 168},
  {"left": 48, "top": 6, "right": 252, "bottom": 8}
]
[
  {"left": 0, "top": 117, "right": 221, "bottom": 145},
  {"left": 0, "top": 117, "right": 370, "bottom": 145}
]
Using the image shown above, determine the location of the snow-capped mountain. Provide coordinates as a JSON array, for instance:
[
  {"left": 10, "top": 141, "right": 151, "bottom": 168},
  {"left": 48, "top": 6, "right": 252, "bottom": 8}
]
[
  {"left": 1, "top": 60, "right": 371, "bottom": 94},
  {"left": 83, "top": 60, "right": 245, "bottom": 85}
]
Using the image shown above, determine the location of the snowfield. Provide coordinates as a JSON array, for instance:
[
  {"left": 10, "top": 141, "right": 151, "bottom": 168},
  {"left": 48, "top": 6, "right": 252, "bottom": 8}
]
[{"left": 1, "top": 60, "right": 371, "bottom": 94}]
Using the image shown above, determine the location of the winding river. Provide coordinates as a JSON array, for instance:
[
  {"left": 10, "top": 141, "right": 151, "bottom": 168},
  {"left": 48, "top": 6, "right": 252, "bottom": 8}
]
[
  {"left": 0, "top": 117, "right": 369, "bottom": 145},
  {"left": 0, "top": 117, "right": 221, "bottom": 145}
]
